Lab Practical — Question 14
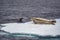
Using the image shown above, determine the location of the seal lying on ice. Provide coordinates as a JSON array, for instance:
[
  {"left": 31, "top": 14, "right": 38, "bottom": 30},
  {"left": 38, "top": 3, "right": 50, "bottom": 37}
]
[{"left": 31, "top": 17, "right": 56, "bottom": 25}]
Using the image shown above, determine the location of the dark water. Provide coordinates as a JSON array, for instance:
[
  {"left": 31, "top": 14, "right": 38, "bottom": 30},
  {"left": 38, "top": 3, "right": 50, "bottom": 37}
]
[{"left": 0, "top": 0, "right": 60, "bottom": 23}]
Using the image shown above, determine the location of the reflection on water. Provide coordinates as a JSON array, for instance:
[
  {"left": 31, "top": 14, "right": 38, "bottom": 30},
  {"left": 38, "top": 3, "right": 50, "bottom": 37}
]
[
  {"left": 0, "top": 32, "right": 60, "bottom": 40},
  {"left": 0, "top": 30, "right": 60, "bottom": 40}
]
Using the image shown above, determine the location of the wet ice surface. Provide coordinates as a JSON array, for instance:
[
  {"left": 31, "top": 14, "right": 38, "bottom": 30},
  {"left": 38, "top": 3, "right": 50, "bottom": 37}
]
[{"left": 1, "top": 19, "right": 60, "bottom": 36}]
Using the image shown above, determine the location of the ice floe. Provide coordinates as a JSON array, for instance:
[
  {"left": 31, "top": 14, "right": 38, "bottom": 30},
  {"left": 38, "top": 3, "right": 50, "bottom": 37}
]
[{"left": 1, "top": 19, "right": 60, "bottom": 36}]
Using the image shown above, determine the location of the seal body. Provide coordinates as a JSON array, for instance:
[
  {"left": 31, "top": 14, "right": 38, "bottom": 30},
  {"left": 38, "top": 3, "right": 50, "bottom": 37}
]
[
  {"left": 18, "top": 18, "right": 23, "bottom": 23},
  {"left": 31, "top": 17, "right": 56, "bottom": 25}
]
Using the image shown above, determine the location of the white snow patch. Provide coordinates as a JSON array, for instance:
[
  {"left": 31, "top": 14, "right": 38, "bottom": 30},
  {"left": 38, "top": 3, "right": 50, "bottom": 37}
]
[{"left": 1, "top": 19, "right": 60, "bottom": 36}]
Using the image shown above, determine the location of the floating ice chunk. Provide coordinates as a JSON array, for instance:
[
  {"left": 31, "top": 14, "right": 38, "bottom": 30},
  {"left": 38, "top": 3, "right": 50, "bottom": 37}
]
[{"left": 1, "top": 19, "right": 60, "bottom": 36}]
